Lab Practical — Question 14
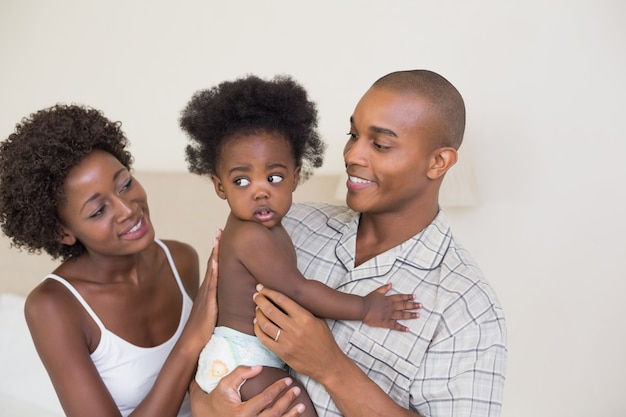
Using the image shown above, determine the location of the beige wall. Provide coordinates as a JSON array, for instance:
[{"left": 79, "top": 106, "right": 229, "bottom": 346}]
[{"left": 1, "top": 2, "right": 625, "bottom": 416}]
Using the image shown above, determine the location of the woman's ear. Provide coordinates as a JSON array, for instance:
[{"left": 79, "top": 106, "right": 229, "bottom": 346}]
[
  {"left": 211, "top": 174, "right": 227, "bottom": 200},
  {"left": 292, "top": 166, "right": 301, "bottom": 191},
  {"left": 427, "top": 147, "right": 458, "bottom": 180},
  {"left": 57, "top": 226, "right": 77, "bottom": 246}
]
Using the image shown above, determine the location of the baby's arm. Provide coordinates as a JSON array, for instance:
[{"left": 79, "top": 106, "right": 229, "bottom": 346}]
[
  {"left": 284, "top": 278, "right": 420, "bottom": 332},
  {"left": 239, "top": 225, "right": 421, "bottom": 331}
]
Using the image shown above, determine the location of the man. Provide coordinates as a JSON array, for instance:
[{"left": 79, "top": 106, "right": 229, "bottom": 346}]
[{"left": 192, "top": 70, "right": 507, "bottom": 417}]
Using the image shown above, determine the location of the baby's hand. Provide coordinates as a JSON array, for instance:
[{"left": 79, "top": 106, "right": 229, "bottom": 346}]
[{"left": 362, "top": 283, "right": 422, "bottom": 332}]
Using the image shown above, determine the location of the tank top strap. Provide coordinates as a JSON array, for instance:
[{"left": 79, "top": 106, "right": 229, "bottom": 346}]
[
  {"left": 45, "top": 273, "right": 106, "bottom": 331},
  {"left": 154, "top": 239, "right": 188, "bottom": 299}
]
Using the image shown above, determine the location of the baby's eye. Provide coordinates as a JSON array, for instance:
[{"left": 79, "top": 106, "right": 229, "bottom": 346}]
[
  {"left": 268, "top": 175, "right": 283, "bottom": 184},
  {"left": 235, "top": 178, "right": 250, "bottom": 187}
]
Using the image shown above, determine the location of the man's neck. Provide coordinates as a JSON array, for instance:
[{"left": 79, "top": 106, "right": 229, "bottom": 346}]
[{"left": 354, "top": 203, "right": 438, "bottom": 267}]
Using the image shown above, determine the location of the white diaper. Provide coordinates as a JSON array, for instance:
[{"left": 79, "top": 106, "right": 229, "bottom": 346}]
[{"left": 195, "top": 326, "right": 287, "bottom": 393}]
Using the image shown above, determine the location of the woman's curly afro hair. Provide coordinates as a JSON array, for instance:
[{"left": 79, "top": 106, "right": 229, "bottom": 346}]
[
  {"left": 180, "top": 74, "right": 325, "bottom": 182},
  {"left": 0, "top": 104, "right": 133, "bottom": 261}
]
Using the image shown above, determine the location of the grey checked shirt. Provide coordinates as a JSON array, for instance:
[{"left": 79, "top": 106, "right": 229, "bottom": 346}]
[{"left": 283, "top": 203, "right": 507, "bottom": 417}]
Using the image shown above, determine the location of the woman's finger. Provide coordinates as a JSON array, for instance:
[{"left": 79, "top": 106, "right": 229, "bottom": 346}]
[
  {"left": 259, "top": 387, "right": 305, "bottom": 417},
  {"left": 205, "top": 229, "right": 222, "bottom": 287}
]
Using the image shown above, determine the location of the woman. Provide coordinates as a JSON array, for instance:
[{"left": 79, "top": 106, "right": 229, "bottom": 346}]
[{"left": 0, "top": 104, "right": 218, "bottom": 417}]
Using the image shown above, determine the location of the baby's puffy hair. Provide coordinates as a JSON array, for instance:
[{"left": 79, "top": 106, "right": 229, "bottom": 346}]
[{"left": 180, "top": 74, "right": 325, "bottom": 182}]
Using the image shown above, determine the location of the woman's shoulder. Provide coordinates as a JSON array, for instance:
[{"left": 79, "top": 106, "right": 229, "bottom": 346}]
[
  {"left": 158, "top": 239, "right": 198, "bottom": 260},
  {"left": 157, "top": 239, "right": 200, "bottom": 297},
  {"left": 24, "top": 276, "right": 85, "bottom": 330}
]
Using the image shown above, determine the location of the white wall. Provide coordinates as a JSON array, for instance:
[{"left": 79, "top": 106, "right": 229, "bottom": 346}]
[{"left": 1, "top": 1, "right": 625, "bottom": 416}]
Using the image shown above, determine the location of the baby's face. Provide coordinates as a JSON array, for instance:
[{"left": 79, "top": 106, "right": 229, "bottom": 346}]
[{"left": 212, "top": 131, "right": 300, "bottom": 229}]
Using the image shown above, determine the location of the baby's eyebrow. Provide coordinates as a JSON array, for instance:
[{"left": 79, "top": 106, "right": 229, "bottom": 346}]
[
  {"left": 266, "top": 162, "right": 289, "bottom": 170},
  {"left": 227, "top": 165, "right": 251, "bottom": 176}
]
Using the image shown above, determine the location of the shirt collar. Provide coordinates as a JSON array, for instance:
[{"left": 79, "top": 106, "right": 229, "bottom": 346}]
[{"left": 328, "top": 209, "right": 452, "bottom": 273}]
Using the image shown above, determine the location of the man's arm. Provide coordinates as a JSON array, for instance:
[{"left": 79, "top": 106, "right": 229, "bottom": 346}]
[
  {"left": 254, "top": 285, "right": 507, "bottom": 417},
  {"left": 253, "top": 285, "right": 421, "bottom": 417}
]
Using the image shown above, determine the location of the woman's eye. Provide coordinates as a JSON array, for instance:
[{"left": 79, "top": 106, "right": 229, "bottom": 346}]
[
  {"left": 373, "top": 142, "right": 390, "bottom": 151},
  {"left": 235, "top": 178, "right": 250, "bottom": 187},
  {"left": 120, "top": 178, "right": 133, "bottom": 192},
  {"left": 268, "top": 175, "right": 283, "bottom": 183},
  {"left": 346, "top": 131, "right": 358, "bottom": 140},
  {"left": 89, "top": 206, "right": 106, "bottom": 219}
]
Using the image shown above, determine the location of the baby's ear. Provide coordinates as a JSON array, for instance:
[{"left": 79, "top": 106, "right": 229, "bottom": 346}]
[
  {"left": 211, "top": 174, "right": 227, "bottom": 200},
  {"left": 57, "top": 226, "right": 77, "bottom": 246},
  {"left": 292, "top": 166, "right": 301, "bottom": 191},
  {"left": 427, "top": 147, "right": 458, "bottom": 180}
]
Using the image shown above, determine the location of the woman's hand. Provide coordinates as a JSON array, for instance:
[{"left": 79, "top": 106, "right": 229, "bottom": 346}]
[
  {"left": 189, "top": 365, "right": 306, "bottom": 417},
  {"left": 252, "top": 284, "right": 344, "bottom": 384},
  {"left": 184, "top": 230, "right": 221, "bottom": 350}
]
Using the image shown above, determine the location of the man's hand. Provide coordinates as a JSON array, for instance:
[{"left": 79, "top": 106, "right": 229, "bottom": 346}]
[{"left": 253, "top": 284, "right": 344, "bottom": 384}]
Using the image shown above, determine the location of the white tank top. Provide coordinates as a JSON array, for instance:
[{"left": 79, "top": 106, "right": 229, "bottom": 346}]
[{"left": 45, "top": 239, "right": 193, "bottom": 417}]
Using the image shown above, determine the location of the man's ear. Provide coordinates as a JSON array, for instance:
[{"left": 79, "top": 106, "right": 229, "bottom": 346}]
[
  {"left": 211, "top": 174, "right": 227, "bottom": 200},
  {"left": 57, "top": 226, "right": 77, "bottom": 246},
  {"left": 427, "top": 147, "right": 458, "bottom": 180},
  {"left": 292, "top": 166, "right": 301, "bottom": 192}
]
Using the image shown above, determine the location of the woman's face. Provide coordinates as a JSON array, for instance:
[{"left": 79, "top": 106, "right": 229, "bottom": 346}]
[{"left": 56, "top": 150, "right": 154, "bottom": 257}]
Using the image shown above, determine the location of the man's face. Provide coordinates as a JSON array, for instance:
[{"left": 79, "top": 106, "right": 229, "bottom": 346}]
[{"left": 343, "top": 87, "right": 442, "bottom": 216}]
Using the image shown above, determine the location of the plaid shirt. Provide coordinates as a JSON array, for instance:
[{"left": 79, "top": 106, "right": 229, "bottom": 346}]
[{"left": 283, "top": 203, "right": 507, "bottom": 417}]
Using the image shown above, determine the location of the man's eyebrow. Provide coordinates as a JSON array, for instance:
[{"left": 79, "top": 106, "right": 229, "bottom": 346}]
[
  {"left": 370, "top": 126, "right": 398, "bottom": 138},
  {"left": 349, "top": 116, "right": 398, "bottom": 138}
]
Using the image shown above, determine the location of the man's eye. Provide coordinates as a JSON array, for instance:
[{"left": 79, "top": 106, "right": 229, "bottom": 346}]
[
  {"left": 268, "top": 175, "right": 283, "bottom": 183},
  {"left": 235, "top": 178, "right": 250, "bottom": 186}
]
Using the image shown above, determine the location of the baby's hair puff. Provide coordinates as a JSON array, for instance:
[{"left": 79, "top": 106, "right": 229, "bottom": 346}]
[
  {"left": 180, "top": 74, "right": 325, "bottom": 182},
  {"left": 0, "top": 104, "right": 133, "bottom": 260}
]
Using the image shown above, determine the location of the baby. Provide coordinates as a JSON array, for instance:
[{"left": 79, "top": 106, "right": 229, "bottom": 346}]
[{"left": 180, "top": 74, "right": 422, "bottom": 416}]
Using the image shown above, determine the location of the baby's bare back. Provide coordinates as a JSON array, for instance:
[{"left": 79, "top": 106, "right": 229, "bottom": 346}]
[{"left": 216, "top": 217, "right": 297, "bottom": 335}]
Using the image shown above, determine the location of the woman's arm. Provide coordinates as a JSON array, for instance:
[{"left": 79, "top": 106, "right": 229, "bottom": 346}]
[
  {"left": 25, "top": 285, "right": 125, "bottom": 416},
  {"left": 132, "top": 233, "right": 221, "bottom": 416},
  {"left": 24, "top": 234, "right": 220, "bottom": 417},
  {"left": 252, "top": 286, "right": 422, "bottom": 417}
]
